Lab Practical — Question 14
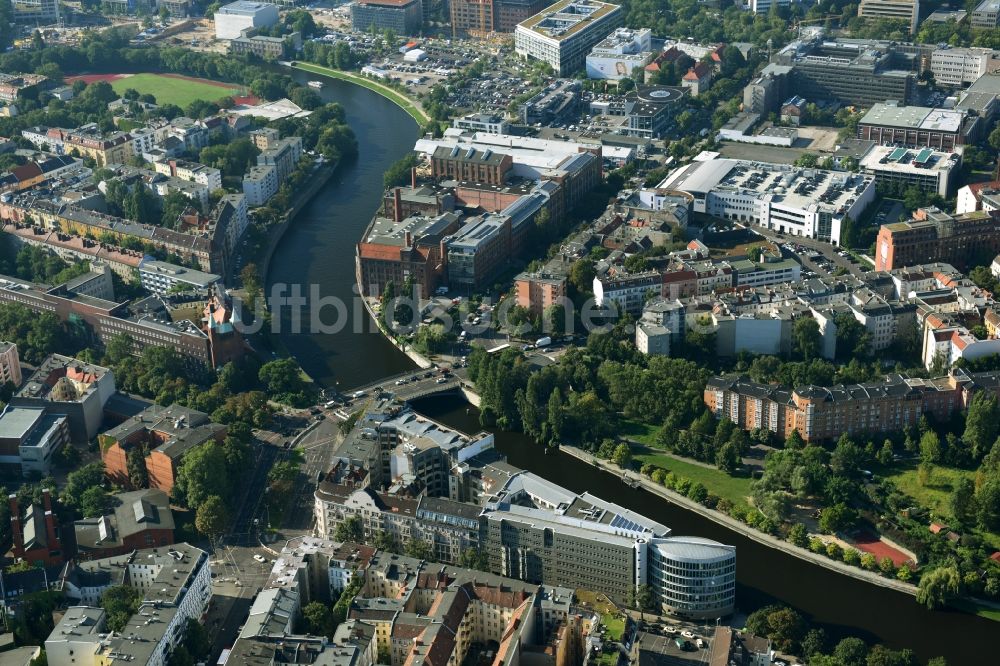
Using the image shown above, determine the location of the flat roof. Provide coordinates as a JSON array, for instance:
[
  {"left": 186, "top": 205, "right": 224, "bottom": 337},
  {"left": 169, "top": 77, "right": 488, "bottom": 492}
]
[
  {"left": 860, "top": 103, "right": 964, "bottom": 133},
  {"left": 518, "top": 0, "right": 622, "bottom": 42},
  {"left": 859, "top": 144, "right": 960, "bottom": 176}
]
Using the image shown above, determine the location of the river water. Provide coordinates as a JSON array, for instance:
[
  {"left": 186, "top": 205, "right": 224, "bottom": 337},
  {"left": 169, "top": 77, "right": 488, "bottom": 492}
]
[{"left": 270, "top": 69, "right": 992, "bottom": 663}]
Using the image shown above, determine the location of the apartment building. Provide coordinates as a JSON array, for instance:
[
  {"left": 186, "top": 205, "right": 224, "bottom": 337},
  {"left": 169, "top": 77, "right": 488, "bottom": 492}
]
[
  {"left": 874, "top": 207, "right": 1000, "bottom": 271},
  {"left": 22, "top": 125, "right": 133, "bottom": 167},
  {"left": 242, "top": 164, "right": 278, "bottom": 206},
  {"left": 229, "top": 30, "right": 300, "bottom": 59},
  {"left": 11, "top": 0, "right": 58, "bottom": 24},
  {"left": 747, "top": 0, "right": 790, "bottom": 13},
  {"left": 48, "top": 544, "right": 211, "bottom": 666},
  {"left": 9, "top": 490, "right": 63, "bottom": 568},
  {"left": 351, "top": 0, "right": 423, "bottom": 34},
  {"left": 257, "top": 136, "right": 303, "bottom": 183},
  {"left": 592, "top": 269, "right": 662, "bottom": 316},
  {"left": 857, "top": 0, "right": 920, "bottom": 34},
  {"left": 99, "top": 404, "right": 227, "bottom": 496},
  {"left": 514, "top": 271, "right": 567, "bottom": 317},
  {"left": 152, "top": 159, "right": 222, "bottom": 192},
  {"left": 514, "top": 0, "right": 624, "bottom": 76},
  {"left": 0, "top": 341, "right": 21, "bottom": 388},
  {"left": 705, "top": 369, "right": 1000, "bottom": 442}
]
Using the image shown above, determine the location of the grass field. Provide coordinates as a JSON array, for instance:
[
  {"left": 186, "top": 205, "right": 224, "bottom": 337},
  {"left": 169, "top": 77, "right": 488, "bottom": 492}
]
[
  {"left": 109, "top": 73, "right": 242, "bottom": 108},
  {"left": 635, "top": 449, "right": 753, "bottom": 507},
  {"left": 620, "top": 418, "right": 660, "bottom": 447},
  {"left": 289, "top": 62, "right": 429, "bottom": 125},
  {"left": 885, "top": 462, "right": 1000, "bottom": 550}
]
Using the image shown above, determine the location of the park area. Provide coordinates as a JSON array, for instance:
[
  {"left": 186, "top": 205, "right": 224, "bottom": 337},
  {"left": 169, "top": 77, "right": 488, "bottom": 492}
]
[{"left": 66, "top": 73, "right": 247, "bottom": 108}]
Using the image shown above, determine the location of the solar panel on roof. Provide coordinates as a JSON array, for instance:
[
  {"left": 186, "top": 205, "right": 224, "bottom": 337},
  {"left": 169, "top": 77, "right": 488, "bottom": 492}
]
[
  {"left": 889, "top": 147, "right": 906, "bottom": 161},
  {"left": 914, "top": 148, "right": 933, "bottom": 164}
]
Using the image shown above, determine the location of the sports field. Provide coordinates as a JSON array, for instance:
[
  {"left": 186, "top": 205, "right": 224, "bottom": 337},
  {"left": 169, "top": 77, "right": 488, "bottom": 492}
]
[{"left": 68, "top": 73, "right": 244, "bottom": 108}]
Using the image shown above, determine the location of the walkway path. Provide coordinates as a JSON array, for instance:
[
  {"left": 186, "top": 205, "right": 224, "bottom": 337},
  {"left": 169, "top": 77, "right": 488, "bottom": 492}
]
[
  {"left": 560, "top": 445, "right": 919, "bottom": 597},
  {"left": 287, "top": 61, "right": 431, "bottom": 125}
]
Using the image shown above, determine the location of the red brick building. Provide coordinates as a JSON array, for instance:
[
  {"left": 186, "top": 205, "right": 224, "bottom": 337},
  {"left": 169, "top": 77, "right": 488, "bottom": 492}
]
[
  {"left": 99, "top": 404, "right": 226, "bottom": 496},
  {"left": 72, "top": 489, "right": 175, "bottom": 560},
  {"left": 9, "top": 490, "right": 63, "bottom": 567},
  {"left": 874, "top": 207, "right": 1000, "bottom": 271}
]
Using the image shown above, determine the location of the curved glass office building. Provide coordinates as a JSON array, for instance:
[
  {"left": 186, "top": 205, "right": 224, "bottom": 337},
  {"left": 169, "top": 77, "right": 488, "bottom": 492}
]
[{"left": 649, "top": 536, "right": 737, "bottom": 619}]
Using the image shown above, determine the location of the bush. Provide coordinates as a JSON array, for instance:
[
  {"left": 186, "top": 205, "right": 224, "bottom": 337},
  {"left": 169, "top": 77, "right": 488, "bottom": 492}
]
[
  {"left": 842, "top": 548, "right": 861, "bottom": 566},
  {"left": 825, "top": 542, "right": 843, "bottom": 560},
  {"left": 809, "top": 538, "right": 826, "bottom": 554}
]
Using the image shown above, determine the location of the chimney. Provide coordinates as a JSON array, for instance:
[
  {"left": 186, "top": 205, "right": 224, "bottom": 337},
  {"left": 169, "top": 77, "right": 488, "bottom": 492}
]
[
  {"left": 394, "top": 188, "right": 403, "bottom": 223},
  {"left": 9, "top": 494, "right": 23, "bottom": 554},
  {"left": 42, "top": 488, "right": 52, "bottom": 513},
  {"left": 404, "top": 231, "right": 413, "bottom": 248},
  {"left": 411, "top": 166, "right": 417, "bottom": 189},
  {"left": 45, "top": 509, "right": 59, "bottom": 553}
]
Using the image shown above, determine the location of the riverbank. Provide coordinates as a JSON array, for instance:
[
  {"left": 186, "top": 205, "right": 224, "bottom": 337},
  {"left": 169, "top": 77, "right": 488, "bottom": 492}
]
[
  {"left": 354, "top": 256, "right": 433, "bottom": 371},
  {"left": 286, "top": 62, "right": 430, "bottom": 125},
  {"left": 559, "top": 444, "right": 920, "bottom": 597}
]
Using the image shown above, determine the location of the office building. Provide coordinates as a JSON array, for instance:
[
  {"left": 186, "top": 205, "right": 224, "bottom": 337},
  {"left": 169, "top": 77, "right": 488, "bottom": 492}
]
[
  {"left": 930, "top": 46, "right": 1000, "bottom": 88},
  {"left": 742, "top": 63, "right": 791, "bottom": 115},
  {"left": 137, "top": 258, "right": 221, "bottom": 296},
  {"left": 706, "top": 368, "right": 1000, "bottom": 443},
  {"left": 0, "top": 341, "right": 21, "bottom": 388},
  {"left": 514, "top": 0, "right": 624, "bottom": 76},
  {"left": 358, "top": 210, "right": 461, "bottom": 298},
  {"left": 351, "top": 0, "right": 423, "bottom": 35},
  {"left": 9, "top": 489, "right": 63, "bottom": 566},
  {"left": 586, "top": 28, "right": 655, "bottom": 80},
  {"left": 230, "top": 30, "right": 300, "bottom": 59},
  {"left": 648, "top": 537, "right": 736, "bottom": 618},
  {"left": 619, "top": 85, "right": 686, "bottom": 139},
  {"left": 659, "top": 155, "right": 876, "bottom": 246},
  {"left": 972, "top": 0, "right": 1000, "bottom": 28},
  {"left": 858, "top": 0, "right": 920, "bottom": 34},
  {"left": 214, "top": 1, "right": 279, "bottom": 40},
  {"left": 748, "top": 0, "right": 790, "bottom": 13},
  {"left": 519, "top": 79, "right": 582, "bottom": 124},
  {"left": 874, "top": 207, "right": 1000, "bottom": 271},
  {"left": 449, "top": 0, "right": 551, "bottom": 35},
  {"left": 11, "top": 0, "right": 58, "bottom": 24},
  {"left": 72, "top": 489, "right": 175, "bottom": 560},
  {"left": 99, "top": 403, "right": 226, "bottom": 496},
  {"left": 452, "top": 112, "right": 511, "bottom": 134},
  {"left": 859, "top": 145, "right": 961, "bottom": 198},
  {"left": 11, "top": 354, "right": 115, "bottom": 442},
  {"left": 773, "top": 35, "right": 920, "bottom": 106},
  {"left": 858, "top": 103, "right": 975, "bottom": 151}
]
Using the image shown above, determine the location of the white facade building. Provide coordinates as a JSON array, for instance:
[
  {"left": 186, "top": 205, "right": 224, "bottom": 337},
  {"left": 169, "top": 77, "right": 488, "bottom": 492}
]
[
  {"left": 930, "top": 47, "right": 1000, "bottom": 88},
  {"left": 514, "top": 0, "right": 624, "bottom": 76},
  {"left": 586, "top": 27, "right": 655, "bottom": 80},
  {"left": 214, "top": 0, "right": 279, "bottom": 40},
  {"left": 636, "top": 321, "right": 671, "bottom": 355},
  {"left": 648, "top": 537, "right": 736, "bottom": 619},
  {"left": 243, "top": 164, "right": 278, "bottom": 206}
]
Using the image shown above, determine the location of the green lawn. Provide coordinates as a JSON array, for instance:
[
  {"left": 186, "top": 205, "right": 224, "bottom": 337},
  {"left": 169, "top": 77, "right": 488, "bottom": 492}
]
[
  {"left": 601, "top": 613, "right": 625, "bottom": 642},
  {"left": 110, "top": 73, "right": 242, "bottom": 108},
  {"left": 635, "top": 449, "right": 753, "bottom": 507},
  {"left": 290, "top": 62, "right": 429, "bottom": 125},
  {"left": 884, "top": 462, "right": 1000, "bottom": 550},
  {"left": 620, "top": 418, "right": 660, "bottom": 447}
]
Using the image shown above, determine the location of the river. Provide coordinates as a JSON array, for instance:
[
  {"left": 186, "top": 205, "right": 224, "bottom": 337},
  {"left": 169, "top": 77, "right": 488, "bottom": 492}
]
[{"left": 269, "top": 70, "right": 992, "bottom": 663}]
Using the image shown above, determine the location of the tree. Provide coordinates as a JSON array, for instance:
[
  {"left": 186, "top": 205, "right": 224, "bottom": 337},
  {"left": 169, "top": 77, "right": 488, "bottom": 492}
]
[
  {"left": 404, "top": 538, "right": 432, "bottom": 560},
  {"left": 833, "top": 637, "right": 868, "bottom": 666},
  {"left": 459, "top": 548, "right": 488, "bottom": 571},
  {"left": 611, "top": 442, "right": 632, "bottom": 468},
  {"left": 101, "top": 586, "right": 142, "bottom": 631},
  {"left": 716, "top": 441, "right": 740, "bottom": 473},
  {"left": 963, "top": 393, "right": 999, "bottom": 460},
  {"left": 174, "top": 442, "right": 231, "bottom": 508},
  {"left": 126, "top": 443, "right": 149, "bottom": 489},
  {"left": 916, "top": 566, "right": 960, "bottom": 609},
  {"left": 793, "top": 317, "right": 822, "bottom": 360},
  {"left": 919, "top": 430, "right": 942, "bottom": 464},
  {"left": 334, "top": 515, "right": 364, "bottom": 543},
  {"left": 819, "top": 503, "right": 857, "bottom": 534},
  {"left": 302, "top": 601, "right": 333, "bottom": 637},
  {"left": 62, "top": 462, "right": 106, "bottom": 510},
  {"left": 949, "top": 477, "right": 976, "bottom": 525},
  {"left": 631, "top": 584, "right": 654, "bottom": 618},
  {"left": 80, "top": 486, "right": 113, "bottom": 518},
  {"left": 788, "top": 523, "right": 809, "bottom": 548},
  {"left": 195, "top": 495, "right": 230, "bottom": 541}
]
